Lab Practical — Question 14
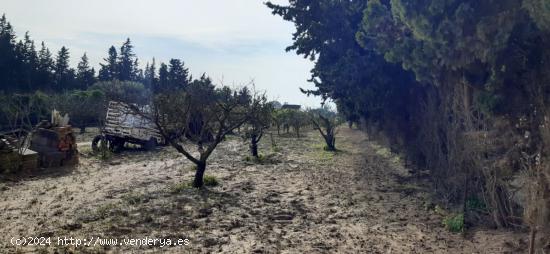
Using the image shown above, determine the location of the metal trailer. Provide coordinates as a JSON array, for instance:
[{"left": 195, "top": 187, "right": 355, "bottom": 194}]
[{"left": 92, "top": 101, "right": 164, "bottom": 153}]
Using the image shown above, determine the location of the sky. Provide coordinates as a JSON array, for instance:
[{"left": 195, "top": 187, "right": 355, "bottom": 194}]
[{"left": 1, "top": 0, "right": 323, "bottom": 107}]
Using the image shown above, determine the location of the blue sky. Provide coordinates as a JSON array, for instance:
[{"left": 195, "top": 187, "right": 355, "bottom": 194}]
[{"left": 2, "top": 0, "right": 323, "bottom": 107}]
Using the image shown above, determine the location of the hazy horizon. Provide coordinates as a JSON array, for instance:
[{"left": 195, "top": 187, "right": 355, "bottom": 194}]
[{"left": 2, "top": 0, "right": 323, "bottom": 107}]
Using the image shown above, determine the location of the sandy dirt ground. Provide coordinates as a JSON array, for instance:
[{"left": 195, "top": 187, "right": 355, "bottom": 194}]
[{"left": 0, "top": 128, "right": 527, "bottom": 253}]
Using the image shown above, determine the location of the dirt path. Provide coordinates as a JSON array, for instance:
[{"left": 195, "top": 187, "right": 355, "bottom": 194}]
[{"left": 0, "top": 128, "right": 524, "bottom": 253}]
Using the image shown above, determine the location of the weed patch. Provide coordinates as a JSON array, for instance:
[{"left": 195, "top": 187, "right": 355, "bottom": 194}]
[
  {"left": 443, "top": 213, "right": 464, "bottom": 233},
  {"left": 170, "top": 181, "right": 193, "bottom": 193},
  {"left": 121, "top": 192, "right": 147, "bottom": 205},
  {"left": 204, "top": 175, "right": 219, "bottom": 187}
]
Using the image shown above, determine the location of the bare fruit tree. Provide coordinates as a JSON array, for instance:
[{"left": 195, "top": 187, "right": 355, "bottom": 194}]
[
  {"left": 309, "top": 107, "right": 341, "bottom": 151},
  {"left": 0, "top": 93, "right": 45, "bottom": 171},
  {"left": 131, "top": 76, "right": 258, "bottom": 187},
  {"left": 243, "top": 91, "right": 273, "bottom": 158}
]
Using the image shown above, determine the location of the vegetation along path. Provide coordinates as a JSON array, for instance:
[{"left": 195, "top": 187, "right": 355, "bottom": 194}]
[{"left": 1, "top": 128, "right": 524, "bottom": 253}]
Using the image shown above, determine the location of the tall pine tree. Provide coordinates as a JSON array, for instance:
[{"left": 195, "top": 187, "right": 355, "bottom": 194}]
[
  {"left": 118, "top": 38, "right": 136, "bottom": 81},
  {"left": 167, "top": 59, "right": 189, "bottom": 90},
  {"left": 53, "top": 46, "right": 74, "bottom": 91},
  {"left": 77, "top": 53, "right": 96, "bottom": 89},
  {"left": 143, "top": 58, "right": 157, "bottom": 90},
  {"left": 0, "top": 14, "right": 18, "bottom": 91},
  {"left": 156, "top": 62, "right": 169, "bottom": 93},
  {"left": 99, "top": 46, "right": 118, "bottom": 81},
  {"left": 18, "top": 32, "right": 39, "bottom": 91},
  {"left": 36, "top": 41, "right": 54, "bottom": 90}
]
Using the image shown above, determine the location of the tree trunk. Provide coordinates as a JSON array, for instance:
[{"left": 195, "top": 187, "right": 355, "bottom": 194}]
[
  {"left": 324, "top": 134, "right": 336, "bottom": 151},
  {"left": 251, "top": 140, "right": 259, "bottom": 158},
  {"left": 193, "top": 161, "right": 206, "bottom": 188},
  {"left": 250, "top": 134, "right": 259, "bottom": 158},
  {"left": 270, "top": 133, "right": 276, "bottom": 147}
]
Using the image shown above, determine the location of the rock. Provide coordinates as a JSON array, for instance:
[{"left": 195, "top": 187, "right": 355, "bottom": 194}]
[
  {"left": 38, "top": 231, "right": 55, "bottom": 238},
  {"left": 272, "top": 213, "right": 294, "bottom": 221},
  {"left": 197, "top": 208, "right": 213, "bottom": 218},
  {"left": 62, "top": 222, "right": 82, "bottom": 231},
  {"left": 203, "top": 237, "right": 218, "bottom": 247}
]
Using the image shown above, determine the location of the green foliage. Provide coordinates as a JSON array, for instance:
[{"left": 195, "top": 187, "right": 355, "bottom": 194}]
[
  {"left": 271, "top": 109, "right": 288, "bottom": 133},
  {"left": 0, "top": 15, "right": 183, "bottom": 94},
  {"left": 170, "top": 181, "right": 192, "bottom": 193},
  {"left": 358, "top": 0, "right": 548, "bottom": 114},
  {"left": 94, "top": 141, "right": 112, "bottom": 161},
  {"left": 89, "top": 80, "right": 148, "bottom": 104},
  {"left": 203, "top": 175, "right": 219, "bottom": 187},
  {"left": 269, "top": 0, "right": 550, "bottom": 231},
  {"left": 76, "top": 53, "right": 96, "bottom": 89},
  {"left": 51, "top": 89, "right": 106, "bottom": 129},
  {"left": 53, "top": 46, "right": 75, "bottom": 91},
  {"left": 286, "top": 109, "right": 309, "bottom": 137},
  {"left": 443, "top": 213, "right": 464, "bottom": 233}
]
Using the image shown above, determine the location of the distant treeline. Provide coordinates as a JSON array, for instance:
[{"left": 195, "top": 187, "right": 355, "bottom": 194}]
[{"left": 0, "top": 14, "right": 191, "bottom": 94}]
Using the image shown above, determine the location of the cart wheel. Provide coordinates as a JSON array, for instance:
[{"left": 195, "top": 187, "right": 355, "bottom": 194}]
[
  {"left": 110, "top": 138, "right": 125, "bottom": 153},
  {"left": 144, "top": 138, "right": 157, "bottom": 151},
  {"left": 91, "top": 135, "right": 106, "bottom": 153}
]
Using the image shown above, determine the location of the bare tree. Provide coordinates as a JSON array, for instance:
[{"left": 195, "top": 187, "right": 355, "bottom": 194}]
[
  {"left": 131, "top": 76, "right": 256, "bottom": 187},
  {"left": 243, "top": 92, "right": 272, "bottom": 158},
  {"left": 309, "top": 107, "right": 341, "bottom": 151},
  {"left": 0, "top": 94, "right": 44, "bottom": 171}
]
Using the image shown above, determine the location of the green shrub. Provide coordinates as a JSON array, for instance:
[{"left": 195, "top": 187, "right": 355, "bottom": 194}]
[
  {"left": 443, "top": 213, "right": 464, "bottom": 233},
  {"left": 94, "top": 144, "right": 113, "bottom": 161},
  {"left": 203, "top": 175, "right": 219, "bottom": 187}
]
